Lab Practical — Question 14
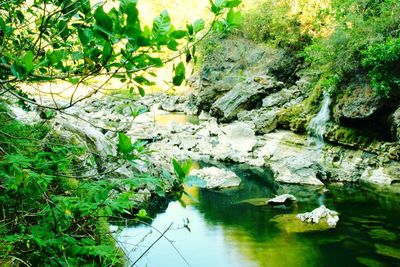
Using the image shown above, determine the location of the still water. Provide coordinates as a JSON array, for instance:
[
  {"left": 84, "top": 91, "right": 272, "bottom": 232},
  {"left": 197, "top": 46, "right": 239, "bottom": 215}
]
[{"left": 116, "top": 164, "right": 400, "bottom": 267}]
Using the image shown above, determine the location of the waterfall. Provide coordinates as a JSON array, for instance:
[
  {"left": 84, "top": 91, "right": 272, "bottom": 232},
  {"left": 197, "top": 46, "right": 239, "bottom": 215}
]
[{"left": 308, "top": 90, "right": 331, "bottom": 149}]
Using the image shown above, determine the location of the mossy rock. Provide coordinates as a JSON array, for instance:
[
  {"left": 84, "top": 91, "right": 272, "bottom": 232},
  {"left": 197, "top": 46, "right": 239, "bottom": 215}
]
[
  {"left": 237, "top": 198, "right": 270, "bottom": 206},
  {"left": 277, "top": 104, "right": 308, "bottom": 133},
  {"left": 375, "top": 244, "right": 400, "bottom": 260},
  {"left": 356, "top": 257, "right": 387, "bottom": 267},
  {"left": 270, "top": 214, "right": 334, "bottom": 233},
  {"left": 368, "top": 229, "right": 397, "bottom": 241}
]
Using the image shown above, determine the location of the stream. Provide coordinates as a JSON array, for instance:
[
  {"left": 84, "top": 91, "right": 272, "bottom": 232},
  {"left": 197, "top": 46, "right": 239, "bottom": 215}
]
[{"left": 114, "top": 113, "right": 400, "bottom": 267}]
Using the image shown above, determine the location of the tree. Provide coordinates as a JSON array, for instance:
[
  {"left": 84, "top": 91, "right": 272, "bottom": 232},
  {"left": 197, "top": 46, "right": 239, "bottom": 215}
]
[
  {"left": 0, "top": 0, "right": 242, "bottom": 265},
  {"left": 0, "top": 0, "right": 241, "bottom": 109}
]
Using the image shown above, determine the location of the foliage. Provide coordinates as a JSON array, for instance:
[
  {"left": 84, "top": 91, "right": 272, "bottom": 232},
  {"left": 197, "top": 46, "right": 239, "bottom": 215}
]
[
  {"left": 0, "top": 0, "right": 241, "bottom": 265},
  {"left": 361, "top": 38, "right": 400, "bottom": 96},
  {"left": 304, "top": 0, "right": 400, "bottom": 95},
  {"left": 241, "top": 0, "right": 331, "bottom": 50}
]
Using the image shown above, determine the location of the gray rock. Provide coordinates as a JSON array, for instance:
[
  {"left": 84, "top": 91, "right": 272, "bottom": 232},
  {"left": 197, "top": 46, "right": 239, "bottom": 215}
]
[
  {"left": 210, "top": 75, "right": 281, "bottom": 122},
  {"left": 190, "top": 167, "right": 241, "bottom": 189},
  {"left": 238, "top": 109, "right": 277, "bottom": 134}
]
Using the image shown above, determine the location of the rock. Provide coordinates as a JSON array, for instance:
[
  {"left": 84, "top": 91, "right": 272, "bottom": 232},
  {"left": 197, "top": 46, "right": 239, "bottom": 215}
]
[
  {"left": 356, "top": 257, "right": 386, "bottom": 267},
  {"left": 273, "top": 156, "right": 325, "bottom": 186},
  {"left": 296, "top": 205, "right": 339, "bottom": 228},
  {"left": 210, "top": 75, "right": 281, "bottom": 122},
  {"left": 375, "top": 244, "right": 400, "bottom": 260},
  {"left": 368, "top": 228, "right": 397, "bottom": 241},
  {"left": 218, "top": 122, "right": 257, "bottom": 153},
  {"left": 389, "top": 107, "right": 400, "bottom": 142},
  {"left": 267, "top": 194, "right": 297, "bottom": 206},
  {"left": 237, "top": 198, "right": 270, "bottom": 206},
  {"left": 360, "top": 167, "right": 400, "bottom": 185},
  {"left": 334, "top": 77, "right": 384, "bottom": 121},
  {"left": 190, "top": 167, "right": 241, "bottom": 189},
  {"left": 237, "top": 109, "right": 277, "bottom": 134},
  {"left": 271, "top": 213, "right": 335, "bottom": 233}
]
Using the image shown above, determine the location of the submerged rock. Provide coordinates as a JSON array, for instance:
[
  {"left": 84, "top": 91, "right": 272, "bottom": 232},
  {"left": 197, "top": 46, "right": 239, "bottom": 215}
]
[
  {"left": 368, "top": 228, "right": 397, "bottom": 241},
  {"left": 271, "top": 213, "right": 334, "bottom": 233},
  {"left": 296, "top": 205, "right": 339, "bottom": 228},
  {"left": 375, "top": 244, "right": 400, "bottom": 260},
  {"left": 190, "top": 167, "right": 241, "bottom": 189},
  {"left": 267, "top": 194, "right": 297, "bottom": 206}
]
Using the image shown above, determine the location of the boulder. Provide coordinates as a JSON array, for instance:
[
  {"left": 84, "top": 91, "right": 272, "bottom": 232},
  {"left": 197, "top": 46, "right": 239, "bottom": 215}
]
[
  {"left": 267, "top": 194, "right": 297, "bottom": 206},
  {"left": 334, "top": 77, "right": 384, "bottom": 121},
  {"left": 273, "top": 156, "right": 325, "bottom": 186},
  {"left": 237, "top": 109, "right": 277, "bottom": 134},
  {"left": 210, "top": 75, "right": 281, "bottom": 122},
  {"left": 296, "top": 205, "right": 339, "bottom": 228},
  {"left": 190, "top": 167, "right": 241, "bottom": 189}
]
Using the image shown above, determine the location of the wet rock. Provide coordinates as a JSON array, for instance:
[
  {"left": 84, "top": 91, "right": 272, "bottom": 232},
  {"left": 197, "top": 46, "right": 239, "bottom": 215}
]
[
  {"left": 296, "top": 205, "right": 339, "bottom": 228},
  {"left": 267, "top": 194, "right": 297, "bottom": 206},
  {"left": 190, "top": 167, "right": 241, "bottom": 189},
  {"left": 389, "top": 107, "right": 400, "bottom": 142}
]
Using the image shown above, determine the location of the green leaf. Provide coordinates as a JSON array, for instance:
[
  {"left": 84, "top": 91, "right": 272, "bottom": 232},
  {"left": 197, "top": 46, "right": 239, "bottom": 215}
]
[
  {"left": 120, "top": 0, "right": 138, "bottom": 13},
  {"left": 226, "top": 0, "right": 241, "bottom": 8},
  {"left": 172, "top": 159, "right": 186, "bottom": 180},
  {"left": 0, "top": 17, "right": 5, "bottom": 31},
  {"left": 170, "top": 30, "right": 187, "bottom": 39},
  {"left": 21, "top": 51, "right": 34, "bottom": 73},
  {"left": 136, "top": 209, "right": 148, "bottom": 218},
  {"left": 117, "top": 132, "right": 133, "bottom": 154},
  {"left": 193, "top": 19, "right": 205, "bottom": 33},
  {"left": 226, "top": 9, "right": 242, "bottom": 27},
  {"left": 152, "top": 10, "right": 171, "bottom": 43},
  {"left": 138, "top": 86, "right": 145, "bottom": 97},
  {"left": 94, "top": 7, "right": 113, "bottom": 35},
  {"left": 172, "top": 62, "right": 185, "bottom": 86}
]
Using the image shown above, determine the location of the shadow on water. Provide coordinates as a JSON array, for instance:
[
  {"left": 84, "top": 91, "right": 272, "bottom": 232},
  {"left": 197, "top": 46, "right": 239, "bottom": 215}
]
[{"left": 114, "top": 160, "right": 400, "bottom": 267}]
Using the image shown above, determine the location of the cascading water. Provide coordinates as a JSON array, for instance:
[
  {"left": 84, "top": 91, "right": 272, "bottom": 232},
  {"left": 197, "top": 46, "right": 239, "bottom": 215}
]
[{"left": 308, "top": 90, "right": 331, "bottom": 149}]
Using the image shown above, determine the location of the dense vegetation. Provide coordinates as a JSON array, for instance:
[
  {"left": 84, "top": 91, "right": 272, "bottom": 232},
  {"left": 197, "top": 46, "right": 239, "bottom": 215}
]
[
  {"left": 242, "top": 0, "right": 400, "bottom": 96},
  {"left": 0, "top": 0, "right": 241, "bottom": 265}
]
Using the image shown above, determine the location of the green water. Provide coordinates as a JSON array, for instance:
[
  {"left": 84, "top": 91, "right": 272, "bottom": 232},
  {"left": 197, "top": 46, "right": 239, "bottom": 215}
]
[{"left": 116, "top": 164, "right": 400, "bottom": 267}]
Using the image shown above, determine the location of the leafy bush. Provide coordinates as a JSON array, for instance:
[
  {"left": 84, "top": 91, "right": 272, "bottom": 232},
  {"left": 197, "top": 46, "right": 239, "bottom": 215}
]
[
  {"left": 304, "top": 0, "right": 400, "bottom": 94},
  {"left": 241, "top": 0, "right": 331, "bottom": 50},
  {"left": 361, "top": 38, "right": 400, "bottom": 96}
]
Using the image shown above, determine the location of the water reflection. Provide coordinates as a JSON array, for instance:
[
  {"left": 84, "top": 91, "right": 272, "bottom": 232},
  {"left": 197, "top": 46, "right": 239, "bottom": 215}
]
[{"left": 115, "top": 167, "right": 400, "bottom": 267}]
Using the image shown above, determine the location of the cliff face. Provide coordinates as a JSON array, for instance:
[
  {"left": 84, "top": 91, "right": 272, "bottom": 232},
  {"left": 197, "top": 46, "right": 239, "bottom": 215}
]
[{"left": 188, "top": 36, "right": 400, "bottom": 187}]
